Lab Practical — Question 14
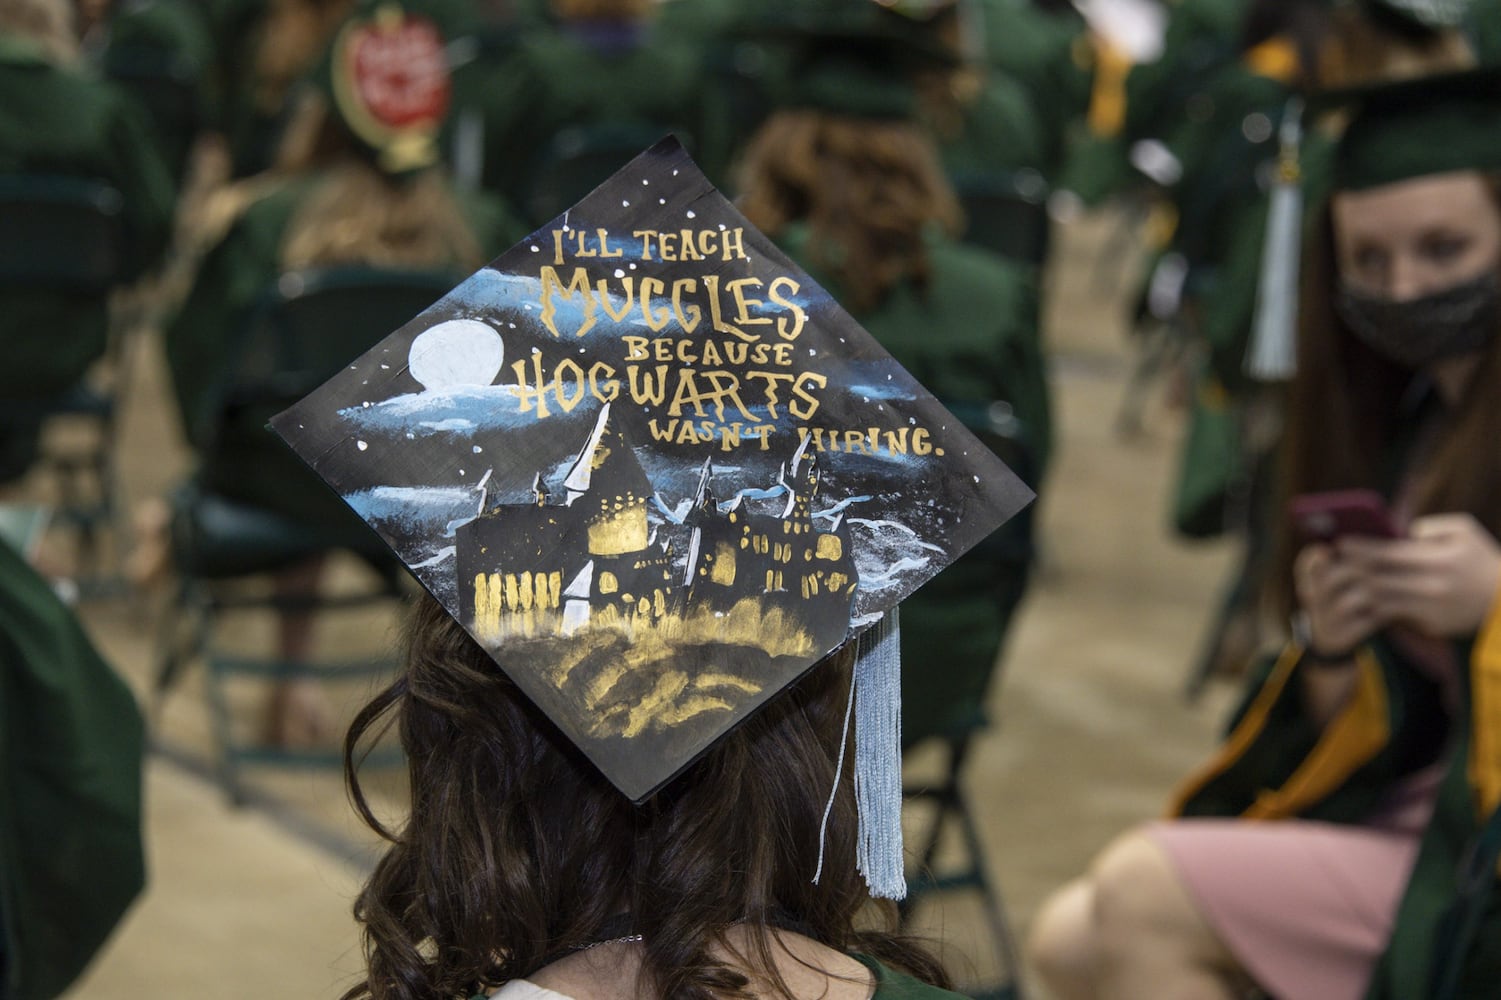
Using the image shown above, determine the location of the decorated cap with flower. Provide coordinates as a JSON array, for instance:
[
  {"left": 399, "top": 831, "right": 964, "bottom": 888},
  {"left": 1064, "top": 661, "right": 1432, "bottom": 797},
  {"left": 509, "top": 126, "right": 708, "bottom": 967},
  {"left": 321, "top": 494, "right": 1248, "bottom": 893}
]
[{"left": 323, "top": 1, "right": 451, "bottom": 174}]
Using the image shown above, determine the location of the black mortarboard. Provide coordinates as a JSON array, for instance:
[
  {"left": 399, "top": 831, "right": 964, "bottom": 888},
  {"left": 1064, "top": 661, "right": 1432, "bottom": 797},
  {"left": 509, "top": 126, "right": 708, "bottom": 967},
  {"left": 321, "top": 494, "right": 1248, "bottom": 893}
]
[
  {"left": 740, "top": 0, "right": 959, "bottom": 120},
  {"left": 1324, "top": 67, "right": 1501, "bottom": 191},
  {"left": 271, "top": 139, "right": 1031, "bottom": 825}
]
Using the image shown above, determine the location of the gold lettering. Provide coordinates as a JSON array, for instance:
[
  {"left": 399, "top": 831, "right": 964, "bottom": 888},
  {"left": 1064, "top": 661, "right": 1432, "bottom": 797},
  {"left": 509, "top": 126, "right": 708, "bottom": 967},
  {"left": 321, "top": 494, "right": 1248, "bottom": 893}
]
[
  {"left": 597, "top": 277, "right": 635, "bottom": 322},
  {"left": 722, "top": 227, "right": 747, "bottom": 261},
  {"left": 589, "top": 362, "right": 618, "bottom": 403},
  {"left": 769, "top": 276, "right": 806, "bottom": 340},
  {"left": 627, "top": 365, "right": 671, "bottom": 406},
  {"left": 553, "top": 358, "right": 586, "bottom": 412},
  {"left": 538, "top": 266, "right": 597, "bottom": 339},
  {"left": 703, "top": 274, "right": 756, "bottom": 341},
  {"left": 789, "top": 372, "right": 827, "bottom": 420},
  {"left": 727, "top": 278, "right": 771, "bottom": 326},
  {"left": 633, "top": 229, "right": 656, "bottom": 260},
  {"left": 670, "top": 278, "right": 701, "bottom": 333},
  {"left": 641, "top": 277, "right": 670, "bottom": 331}
]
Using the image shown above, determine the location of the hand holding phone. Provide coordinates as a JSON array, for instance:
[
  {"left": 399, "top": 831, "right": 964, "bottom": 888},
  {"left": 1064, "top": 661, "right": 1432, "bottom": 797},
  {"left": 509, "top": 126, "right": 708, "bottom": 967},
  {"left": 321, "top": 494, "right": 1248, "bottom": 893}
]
[{"left": 1289, "top": 489, "right": 1401, "bottom": 544}]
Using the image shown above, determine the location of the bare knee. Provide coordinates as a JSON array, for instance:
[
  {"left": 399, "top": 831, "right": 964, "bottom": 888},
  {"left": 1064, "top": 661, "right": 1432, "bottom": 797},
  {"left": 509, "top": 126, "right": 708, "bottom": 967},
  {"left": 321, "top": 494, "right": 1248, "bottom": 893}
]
[
  {"left": 1027, "top": 878, "right": 1098, "bottom": 998},
  {"left": 1090, "top": 829, "right": 1226, "bottom": 967}
]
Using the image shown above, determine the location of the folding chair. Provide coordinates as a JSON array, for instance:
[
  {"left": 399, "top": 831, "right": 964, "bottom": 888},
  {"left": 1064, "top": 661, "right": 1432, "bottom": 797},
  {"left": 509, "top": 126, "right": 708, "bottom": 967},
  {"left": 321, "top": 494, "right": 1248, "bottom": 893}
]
[
  {"left": 950, "top": 170, "right": 1052, "bottom": 270},
  {"left": 154, "top": 265, "right": 456, "bottom": 802},
  {"left": 900, "top": 402, "right": 1038, "bottom": 1000},
  {"left": 0, "top": 174, "right": 131, "bottom": 581},
  {"left": 101, "top": 42, "right": 205, "bottom": 183}
]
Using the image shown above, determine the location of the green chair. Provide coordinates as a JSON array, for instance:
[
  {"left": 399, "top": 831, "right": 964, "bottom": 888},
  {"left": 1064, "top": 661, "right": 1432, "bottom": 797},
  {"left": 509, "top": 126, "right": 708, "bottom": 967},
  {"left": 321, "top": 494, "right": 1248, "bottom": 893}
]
[
  {"left": 950, "top": 169, "right": 1052, "bottom": 271},
  {"left": 155, "top": 265, "right": 457, "bottom": 802},
  {"left": 0, "top": 174, "right": 130, "bottom": 581},
  {"left": 101, "top": 42, "right": 205, "bottom": 183},
  {"left": 900, "top": 402, "right": 1037, "bottom": 1000}
]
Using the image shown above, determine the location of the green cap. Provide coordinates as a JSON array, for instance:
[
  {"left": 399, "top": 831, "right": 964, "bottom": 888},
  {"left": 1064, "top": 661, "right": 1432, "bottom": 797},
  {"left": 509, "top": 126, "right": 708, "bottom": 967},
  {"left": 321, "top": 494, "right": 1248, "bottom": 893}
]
[
  {"left": 1329, "top": 68, "right": 1501, "bottom": 191},
  {"left": 743, "top": 0, "right": 957, "bottom": 120}
]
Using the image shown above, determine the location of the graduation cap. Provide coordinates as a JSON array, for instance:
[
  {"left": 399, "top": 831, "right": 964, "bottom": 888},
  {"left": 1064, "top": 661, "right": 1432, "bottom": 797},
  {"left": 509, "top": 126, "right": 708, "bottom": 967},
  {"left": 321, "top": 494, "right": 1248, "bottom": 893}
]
[
  {"left": 738, "top": 0, "right": 961, "bottom": 120},
  {"left": 321, "top": 1, "right": 452, "bottom": 174},
  {"left": 1246, "top": 68, "right": 1501, "bottom": 380},
  {"left": 271, "top": 137, "right": 1032, "bottom": 897},
  {"left": 1327, "top": 67, "right": 1501, "bottom": 191}
]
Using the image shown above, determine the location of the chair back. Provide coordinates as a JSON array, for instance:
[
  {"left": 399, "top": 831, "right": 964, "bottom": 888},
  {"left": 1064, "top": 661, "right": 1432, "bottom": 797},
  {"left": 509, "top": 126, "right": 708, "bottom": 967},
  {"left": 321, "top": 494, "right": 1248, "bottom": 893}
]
[
  {"left": 0, "top": 175, "right": 124, "bottom": 291},
  {"left": 951, "top": 170, "right": 1052, "bottom": 270},
  {"left": 220, "top": 265, "right": 457, "bottom": 416},
  {"left": 178, "top": 266, "right": 458, "bottom": 575},
  {"left": 899, "top": 403, "right": 1037, "bottom": 751},
  {"left": 102, "top": 44, "right": 203, "bottom": 181},
  {"left": 523, "top": 122, "right": 675, "bottom": 225}
]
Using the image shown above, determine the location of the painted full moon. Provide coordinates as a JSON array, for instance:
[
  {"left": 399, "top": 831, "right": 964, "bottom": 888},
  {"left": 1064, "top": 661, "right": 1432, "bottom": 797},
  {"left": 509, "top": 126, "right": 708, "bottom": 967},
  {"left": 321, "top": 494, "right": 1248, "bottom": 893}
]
[{"left": 407, "top": 319, "right": 505, "bottom": 390}]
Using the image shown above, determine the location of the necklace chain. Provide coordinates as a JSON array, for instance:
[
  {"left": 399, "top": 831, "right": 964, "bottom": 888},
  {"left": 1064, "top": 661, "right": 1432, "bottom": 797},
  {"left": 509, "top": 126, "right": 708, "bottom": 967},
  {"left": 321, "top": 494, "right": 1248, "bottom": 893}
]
[{"left": 575, "top": 933, "right": 644, "bottom": 952}]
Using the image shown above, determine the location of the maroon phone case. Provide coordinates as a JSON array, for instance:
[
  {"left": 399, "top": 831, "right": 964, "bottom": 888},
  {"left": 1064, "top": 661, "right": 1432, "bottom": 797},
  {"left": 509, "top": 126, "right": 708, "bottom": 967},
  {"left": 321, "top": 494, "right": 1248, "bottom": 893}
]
[{"left": 1289, "top": 489, "right": 1399, "bottom": 542}]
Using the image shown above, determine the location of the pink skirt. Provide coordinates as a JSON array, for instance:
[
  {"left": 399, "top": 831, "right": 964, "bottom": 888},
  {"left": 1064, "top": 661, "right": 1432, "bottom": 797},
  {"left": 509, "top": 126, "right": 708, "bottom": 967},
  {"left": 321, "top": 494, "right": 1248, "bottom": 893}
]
[{"left": 1148, "top": 778, "right": 1434, "bottom": 1000}]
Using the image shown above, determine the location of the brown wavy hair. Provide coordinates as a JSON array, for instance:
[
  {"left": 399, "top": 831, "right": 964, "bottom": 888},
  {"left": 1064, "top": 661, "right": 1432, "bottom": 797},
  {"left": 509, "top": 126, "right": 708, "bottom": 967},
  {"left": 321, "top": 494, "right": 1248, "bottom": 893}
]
[
  {"left": 1265, "top": 175, "right": 1501, "bottom": 620},
  {"left": 736, "top": 110, "right": 962, "bottom": 315},
  {"left": 340, "top": 595, "right": 951, "bottom": 999}
]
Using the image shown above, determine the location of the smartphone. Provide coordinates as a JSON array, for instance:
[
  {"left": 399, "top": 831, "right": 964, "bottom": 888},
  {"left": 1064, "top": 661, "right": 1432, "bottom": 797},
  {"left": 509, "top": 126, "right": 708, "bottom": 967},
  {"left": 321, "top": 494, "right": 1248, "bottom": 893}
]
[{"left": 1289, "top": 489, "right": 1400, "bottom": 543}]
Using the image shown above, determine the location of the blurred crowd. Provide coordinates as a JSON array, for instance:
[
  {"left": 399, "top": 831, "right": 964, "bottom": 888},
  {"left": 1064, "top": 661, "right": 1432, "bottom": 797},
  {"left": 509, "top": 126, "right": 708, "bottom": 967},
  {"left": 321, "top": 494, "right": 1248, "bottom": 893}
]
[{"left": 6, "top": 0, "right": 1501, "bottom": 997}]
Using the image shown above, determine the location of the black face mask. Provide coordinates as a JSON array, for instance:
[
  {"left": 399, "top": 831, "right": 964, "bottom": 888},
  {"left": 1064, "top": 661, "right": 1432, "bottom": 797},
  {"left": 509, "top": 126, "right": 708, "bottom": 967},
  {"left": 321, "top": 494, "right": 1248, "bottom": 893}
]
[{"left": 1334, "top": 271, "right": 1501, "bottom": 368}]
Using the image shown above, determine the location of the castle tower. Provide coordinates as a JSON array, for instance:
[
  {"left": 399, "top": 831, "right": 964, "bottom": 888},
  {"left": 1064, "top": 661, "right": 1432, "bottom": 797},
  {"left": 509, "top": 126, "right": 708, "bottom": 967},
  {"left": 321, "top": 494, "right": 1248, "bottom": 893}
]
[{"left": 562, "top": 403, "right": 652, "bottom": 556}]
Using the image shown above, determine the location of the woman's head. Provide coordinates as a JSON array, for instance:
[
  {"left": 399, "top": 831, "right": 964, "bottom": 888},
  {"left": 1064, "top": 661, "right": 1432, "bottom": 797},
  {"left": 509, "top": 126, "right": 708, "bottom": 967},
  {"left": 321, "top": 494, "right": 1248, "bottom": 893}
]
[
  {"left": 1327, "top": 170, "right": 1501, "bottom": 377},
  {"left": 1331, "top": 171, "right": 1501, "bottom": 301},
  {"left": 1308, "top": 73, "right": 1501, "bottom": 388},
  {"left": 1268, "top": 73, "right": 1501, "bottom": 618},
  {"left": 342, "top": 595, "right": 942, "bottom": 1000}
]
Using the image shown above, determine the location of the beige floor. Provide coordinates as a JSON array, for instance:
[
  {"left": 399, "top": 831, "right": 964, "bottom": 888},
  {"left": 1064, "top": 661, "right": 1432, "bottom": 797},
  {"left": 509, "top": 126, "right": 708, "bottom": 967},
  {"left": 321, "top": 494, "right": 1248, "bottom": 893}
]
[{"left": 33, "top": 206, "right": 1243, "bottom": 998}]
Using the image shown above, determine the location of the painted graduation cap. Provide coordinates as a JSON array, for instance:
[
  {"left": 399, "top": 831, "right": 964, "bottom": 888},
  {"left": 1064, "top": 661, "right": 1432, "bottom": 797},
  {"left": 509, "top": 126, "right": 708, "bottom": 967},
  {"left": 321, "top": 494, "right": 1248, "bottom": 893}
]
[{"left": 271, "top": 137, "right": 1032, "bottom": 804}]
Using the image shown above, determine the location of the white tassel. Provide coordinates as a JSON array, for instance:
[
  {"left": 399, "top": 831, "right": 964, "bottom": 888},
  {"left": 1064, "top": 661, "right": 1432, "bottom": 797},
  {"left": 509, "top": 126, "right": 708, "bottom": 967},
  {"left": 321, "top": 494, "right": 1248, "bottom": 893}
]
[
  {"left": 1246, "top": 97, "right": 1304, "bottom": 382},
  {"left": 811, "top": 609, "right": 906, "bottom": 900},
  {"left": 854, "top": 609, "right": 906, "bottom": 900}
]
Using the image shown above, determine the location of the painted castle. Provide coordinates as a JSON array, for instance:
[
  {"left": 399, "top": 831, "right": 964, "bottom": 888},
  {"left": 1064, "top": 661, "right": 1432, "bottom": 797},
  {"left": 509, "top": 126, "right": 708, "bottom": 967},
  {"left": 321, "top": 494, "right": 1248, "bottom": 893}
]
[{"left": 455, "top": 404, "right": 858, "bottom": 651}]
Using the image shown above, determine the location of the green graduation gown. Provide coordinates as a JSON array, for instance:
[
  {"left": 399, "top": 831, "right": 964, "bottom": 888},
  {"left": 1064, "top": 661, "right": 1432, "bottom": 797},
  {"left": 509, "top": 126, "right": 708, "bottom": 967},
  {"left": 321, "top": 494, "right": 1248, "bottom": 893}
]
[{"left": 0, "top": 539, "right": 146, "bottom": 1000}]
